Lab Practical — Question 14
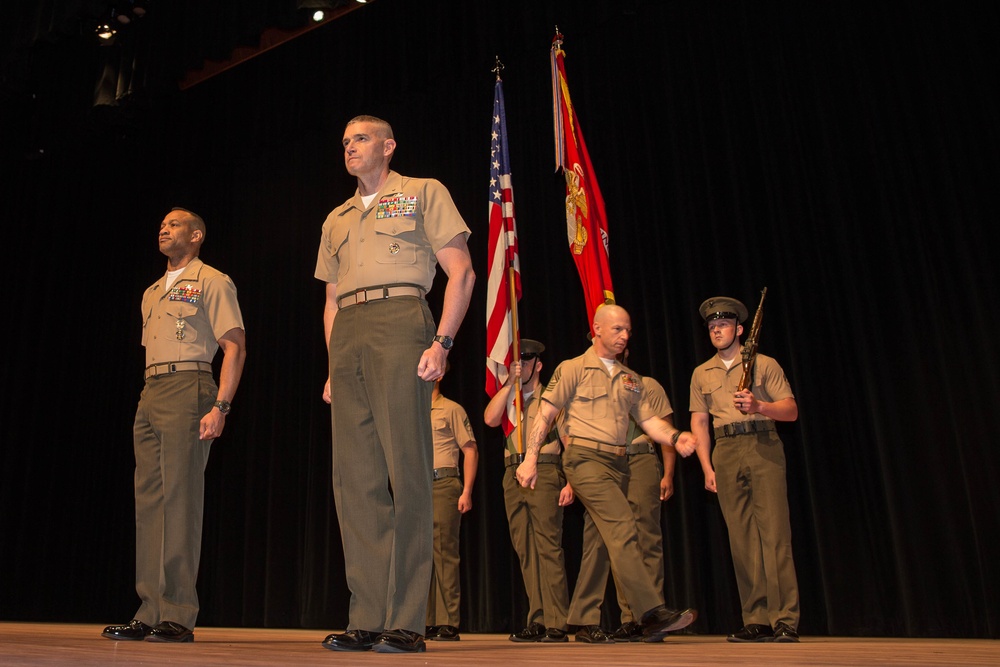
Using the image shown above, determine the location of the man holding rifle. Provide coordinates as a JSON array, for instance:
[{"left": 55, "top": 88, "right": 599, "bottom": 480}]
[{"left": 690, "top": 295, "right": 801, "bottom": 643}]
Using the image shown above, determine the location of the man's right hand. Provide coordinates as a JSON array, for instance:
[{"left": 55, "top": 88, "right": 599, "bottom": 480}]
[{"left": 323, "top": 377, "right": 332, "bottom": 404}]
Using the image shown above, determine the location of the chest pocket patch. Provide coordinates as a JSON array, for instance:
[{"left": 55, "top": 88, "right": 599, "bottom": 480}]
[
  {"left": 576, "top": 383, "right": 609, "bottom": 420},
  {"left": 373, "top": 216, "right": 417, "bottom": 264}
]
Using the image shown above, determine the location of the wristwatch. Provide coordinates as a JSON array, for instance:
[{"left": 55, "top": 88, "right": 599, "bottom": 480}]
[
  {"left": 214, "top": 400, "right": 232, "bottom": 415},
  {"left": 432, "top": 334, "right": 454, "bottom": 350}
]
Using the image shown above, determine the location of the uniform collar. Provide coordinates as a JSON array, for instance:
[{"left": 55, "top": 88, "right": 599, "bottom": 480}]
[{"left": 344, "top": 170, "right": 404, "bottom": 213}]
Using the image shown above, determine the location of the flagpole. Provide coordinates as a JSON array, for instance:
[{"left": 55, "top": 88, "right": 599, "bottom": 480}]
[{"left": 493, "top": 56, "right": 526, "bottom": 455}]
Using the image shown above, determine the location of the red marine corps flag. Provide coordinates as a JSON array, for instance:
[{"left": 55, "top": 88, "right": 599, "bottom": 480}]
[
  {"left": 485, "top": 71, "right": 523, "bottom": 439},
  {"left": 551, "top": 30, "right": 615, "bottom": 331}
]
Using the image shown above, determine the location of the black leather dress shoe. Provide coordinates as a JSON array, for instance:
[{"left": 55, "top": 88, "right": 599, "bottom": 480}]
[
  {"left": 727, "top": 623, "right": 773, "bottom": 643},
  {"left": 772, "top": 622, "right": 799, "bottom": 643},
  {"left": 322, "top": 629, "right": 379, "bottom": 651},
  {"left": 611, "top": 621, "right": 643, "bottom": 642},
  {"left": 372, "top": 629, "right": 426, "bottom": 653},
  {"left": 425, "top": 625, "right": 440, "bottom": 638},
  {"left": 430, "top": 625, "right": 460, "bottom": 641},
  {"left": 540, "top": 627, "right": 568, "bottom": 643},
  {"left": 574, "top": 625, "right": 614, "bottom": 643},
  {"left": 146, "top": 621, "right": 194, "bottom": 643},
  {"left": 639, "top": 605, "right": 697, "bottom": 641},
  {"left": 509, "top": 622, "right": 546, "bottom": 642},
  {"left": 101, "top": 619, "right": 153, "bottom": 641}
]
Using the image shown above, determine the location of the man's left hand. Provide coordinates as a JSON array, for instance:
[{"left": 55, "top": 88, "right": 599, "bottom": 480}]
[
  {"left": 200, "top": 409, "right": 226, "bottom": 441},
  {"left": 417, "top": 344, "right": 448, "bottom": 381}
]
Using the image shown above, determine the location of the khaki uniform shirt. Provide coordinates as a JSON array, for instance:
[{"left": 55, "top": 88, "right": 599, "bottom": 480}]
[
  {"left": 630, "top": 376, "right": 673, "bottom": 445},
  {"left": 543, "top": 347, "right": 656, "bottom": 445},
  {"left": 314, "top": 170, "right": 471, "bottom": 297},
  {"left": 689, "top": 353, "right": 794, "bottom": 427},
  {"left": 141, "top": 258, "right": 244, "bottom": 367},
  {"left": 431, "top": 394, "right": 477, "bottom": 469}
]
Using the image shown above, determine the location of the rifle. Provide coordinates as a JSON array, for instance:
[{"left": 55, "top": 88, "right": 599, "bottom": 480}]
[{"left": 737, "top": 287, "right": 767, "bottom": 395}]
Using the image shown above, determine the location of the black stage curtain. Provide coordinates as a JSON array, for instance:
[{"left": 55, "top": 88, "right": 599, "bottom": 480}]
[{"left": 2, "top": 0, "right": 998, "bottom": 638}]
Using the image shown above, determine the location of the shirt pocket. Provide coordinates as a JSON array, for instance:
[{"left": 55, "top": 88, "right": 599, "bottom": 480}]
[
  {"left": 164, "top": 301, "right": 202, "bottom": 343},
  {"left": 576, "top": 383, "right": 609, "bottom": 420},
  {"left": 702, "top": 382, "right": 726, "bottom": 406},
  {"left": 432, "top": 416, "right": 450, "bottom": 436},
  {"left": 373, "top": 217, "right": 417, "bottom": 265}
]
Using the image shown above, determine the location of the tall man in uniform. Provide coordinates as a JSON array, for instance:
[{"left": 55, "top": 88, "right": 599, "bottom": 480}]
[
  {"left": 103, "top": 208, "right": 246, "bottom": 643},
  {"left": 316, "top": 115, "right": 475, "bottom": 654},
  {"left": 484, "top": 339, "right": 573, "bottom": 643},
  {"left": 690, "top": 296, "right": 800, "bottom": 643},
  {"left": 515, "top": 305, "right": 699, "bottom": 642},
  {"left": 425, "top": 365, "right": 479, "bottom": 641}
]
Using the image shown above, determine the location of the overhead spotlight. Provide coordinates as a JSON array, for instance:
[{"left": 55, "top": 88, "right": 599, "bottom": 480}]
[
  {"left": 312, "top": 10, "right": 326, "bottom": 22},
  {"left": 115, "top": 6, "right": 132, "bottom": 25},
  {"left": 131, "top": 0, "right": 148, "bottom": 17}
]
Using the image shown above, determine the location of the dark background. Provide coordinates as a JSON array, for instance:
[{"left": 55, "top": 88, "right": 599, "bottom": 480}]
[{"left": 2, "top": 0, "right": 998, "bottom": 638}]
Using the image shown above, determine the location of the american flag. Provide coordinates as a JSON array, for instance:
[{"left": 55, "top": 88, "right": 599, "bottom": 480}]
[{"left": 485, "top": 78, "right": 521, "bottom": 436}]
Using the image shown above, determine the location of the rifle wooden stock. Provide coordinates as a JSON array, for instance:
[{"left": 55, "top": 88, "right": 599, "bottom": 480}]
[{"left": 738, "top": 287, "right": 767, "bottom": 393}]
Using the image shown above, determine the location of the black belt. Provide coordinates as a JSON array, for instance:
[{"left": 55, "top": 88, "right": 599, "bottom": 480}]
[
  {"left": 433, "top": 467, "right": 459, "bottom": 480},
  {"left": 626, "top": 441, "right": 656, "bottom": 456},
  {"left": 144, "top": 361, "right": 212, "bottom": 380},
  {"left": 506, "top": 453, "right": 562, "bottom": 468},
  {"left": 337, "top": 283, "right": 424, "bottom": 309},
  {"left": 566, "top": 436, "right": 627, "bottom": 457},
  {"left": 715, "top": 420, "right": 777, "bottom": 439}
]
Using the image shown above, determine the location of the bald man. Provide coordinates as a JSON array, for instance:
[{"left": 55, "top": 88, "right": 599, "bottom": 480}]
[{"left": 515, "top": 305, "right": 698, "bottom": 642}]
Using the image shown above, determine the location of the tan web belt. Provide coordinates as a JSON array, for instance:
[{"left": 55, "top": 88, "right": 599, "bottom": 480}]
[
  {"left": 337, "top": 283, "right": 424, "bottom": 309},
  {"left": 567, "top": 437, "right": 627, "bottom": 457},
  {"left": 144, "top": 361, "right": 213, "bottom": 381},
  {"left": 433, "top": 467, "right": 460, "bottom": 480}
]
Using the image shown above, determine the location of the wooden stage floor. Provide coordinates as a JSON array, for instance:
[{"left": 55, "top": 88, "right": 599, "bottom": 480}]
[{"left": 0, "top": 623, "right": 996, "bottom": 666}]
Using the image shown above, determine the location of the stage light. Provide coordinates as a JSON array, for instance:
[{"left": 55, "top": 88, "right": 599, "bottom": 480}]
[
  {"left": 312, "top": 10, "right": 325, "bottom": 21},
  {"left": 95, "top": 19, "right": 117, "bottom": 43}
]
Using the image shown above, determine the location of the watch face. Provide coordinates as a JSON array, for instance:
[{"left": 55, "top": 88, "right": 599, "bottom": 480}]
[{"left": 435, "top": 335, "right": 453, "bottom": 350}]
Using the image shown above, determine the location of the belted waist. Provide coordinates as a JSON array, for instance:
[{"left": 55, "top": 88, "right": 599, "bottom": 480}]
[
  {"left": 567, "top": 437, "right": 627, "bottom": 457},
  {"left": 337, "top": 283, "right": 424, "bottom": 309},
  {"left": 506, "top": 453, "right": 562, "bottom": 468},
  {"left": 433, "top": 467, "right": 460, "bottom": 480},
  {"left": 715, "top": 420, "right": 777, "bottom": 439},
  {"left": 626, "top": 441, "right": 656, "bottom": 456},
  {"left": 144, "top": 361, "right": 213, "bottom": 381}
]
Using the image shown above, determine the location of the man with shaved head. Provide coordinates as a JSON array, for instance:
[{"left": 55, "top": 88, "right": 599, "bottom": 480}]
[{"left": 515, "top": 304, "right": 699, "bottom": 643}]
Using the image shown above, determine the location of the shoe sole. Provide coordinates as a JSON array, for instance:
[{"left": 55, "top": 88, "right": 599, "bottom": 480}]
[
  {"left": 101, "top": 633, "right": 146, "bottom": 641},
  {"left": 321, "top": 642, "right": 374, "bottom": 651},
  {"left": 145, "top": 636, "right": 194, "bottom": 643},
  {"left": 372, "top": 643, "right": 426, "bottom": 653}
]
